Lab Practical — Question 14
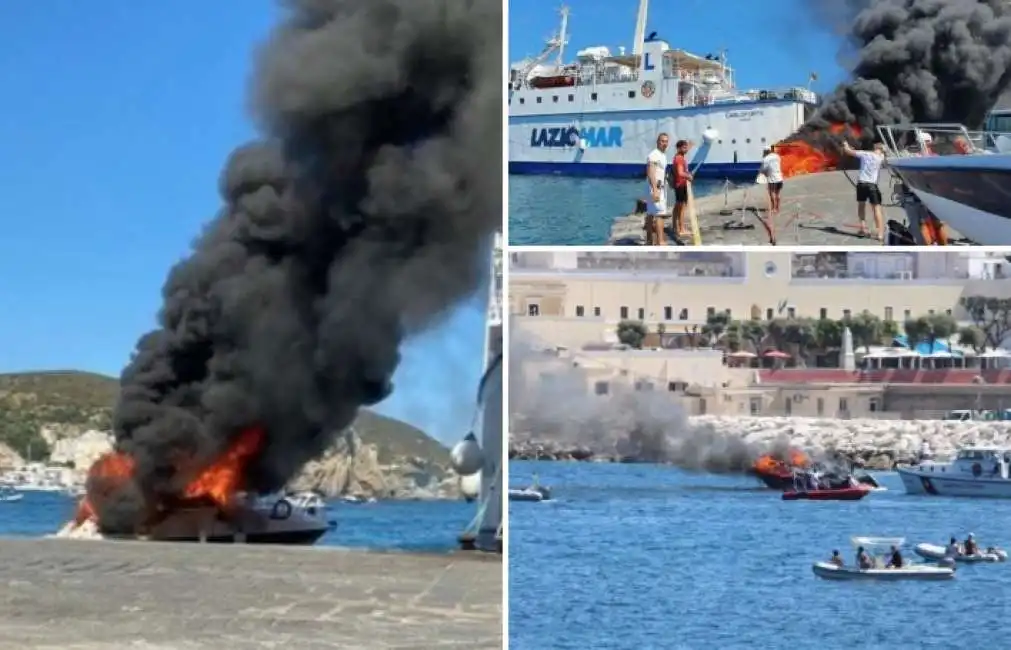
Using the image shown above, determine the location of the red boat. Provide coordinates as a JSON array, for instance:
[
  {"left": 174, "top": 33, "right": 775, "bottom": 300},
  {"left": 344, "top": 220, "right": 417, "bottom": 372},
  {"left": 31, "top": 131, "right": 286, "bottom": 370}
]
[{"left": 782, "top": 486, "right": 870, "bottom": 501}]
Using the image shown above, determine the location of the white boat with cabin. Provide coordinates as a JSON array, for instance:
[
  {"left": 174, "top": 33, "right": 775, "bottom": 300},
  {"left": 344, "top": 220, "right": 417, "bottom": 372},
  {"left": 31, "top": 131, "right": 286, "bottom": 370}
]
[
  {"left": 896, "top": 447, "right": 1011, "bottom": 498},
  {"left": 508, "top": 1, "right": 818, "bottom": 178}
]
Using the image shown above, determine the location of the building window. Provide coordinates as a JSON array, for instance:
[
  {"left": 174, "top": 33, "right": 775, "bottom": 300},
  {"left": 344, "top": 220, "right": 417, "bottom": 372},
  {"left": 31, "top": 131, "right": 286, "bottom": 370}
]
[
  {"left": 785, "top": 397, "right": 792, "bottom": 416},
  {"left": 749, "top": 397, "right": 762, "bottom": 415},
  {"left": 904, "top": 309, "right": 911, "bottom": 320},
  {"left": 679, "top": 308, "right": 689, "bottom": 320},
  {"left": 591, "top": 92, "right": 598, "bottom": 101},
  {"left": 594, "top": 306, "right": 601, "bottom": 317},
  {"left": 594, "top": 381, "right": 609, "bottom": 395},
  {"left": 707, "top": 306, "right": 715, "bottom": 318},
  {"left": 567, "top": 94, "right": 574, "bottom": 101},
  {"left": 817, "top": 398, "right": 824, "bottom": 416},
  {"left": 664, "top": 306, "right": 673, "bottom": 320},
  {"left": 839, "top": 397, "right": 849, "bottom": 413},
  {"left": 725, "top": 309, "right": 732, "bottom": 319},
  {"left": 819, "top": 308, "right": 827, "bottom": 320},
  {"left": 628, "top": 90, "right": 636, "bottom": 98},
  {"left": 536, "top": 97, "right": 542, "bottom": 103},
  {"left": 634, "top": 381, "right": 654, "bottom": 391},
  {"left": 766, "top": 308, "right": 774, "bottom": 320},
  {"left": 787, "top": 307, "right": 796, "bottom": 319},
  {"left": 637, "top": 307, "right": 645, "bottom": 319},
  {"left": 528, "top": 304, "right": 540, "bottom": 316},
  {"left": 946, "top": 308, "right": 952, "bottom": 316},
  {"left": 884, "top": 307, "right": 893, "bottom": 321},
  {"left": 518, "top": 98, "right": 524, "bottom": 104},
  {"left": 620, "top": 306, "right": 629, "bottom": 319},
  {"left": 928, "top": 309, "right": 935, "bottom": 315},
  {"left": 842, "top": 309, "right": 851, "bottom": 320},
  {"left": 552, "top": 96, "right": 558, "bottom": 103},
  {"left": 869, "top": 397, "right": 880, "bottom": 412},
  {"left": 576, "top": 305, "right": 585, "bottom": 317}
]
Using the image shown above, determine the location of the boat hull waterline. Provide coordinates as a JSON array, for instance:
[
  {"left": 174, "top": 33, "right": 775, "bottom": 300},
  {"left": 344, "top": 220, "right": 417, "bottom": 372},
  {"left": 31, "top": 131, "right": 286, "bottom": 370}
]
[
  {"left": 913, "top": 543, "right": 1008, "bottom": 563},
  {"left": 783, "top": 487, "right": 870, "bottom": 501},
  {"left": 812, "top": 562, "right": 955, "bottom": 581}
]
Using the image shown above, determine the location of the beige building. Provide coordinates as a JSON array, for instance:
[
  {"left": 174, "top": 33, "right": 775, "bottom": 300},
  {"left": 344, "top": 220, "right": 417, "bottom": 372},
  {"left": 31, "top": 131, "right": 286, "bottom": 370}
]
[
  {"left": 510, "top": 250, "right": 1011, "bottom": 331},
  {"left": 510, "top": 251, "right": 1011, "bottom": 420}
]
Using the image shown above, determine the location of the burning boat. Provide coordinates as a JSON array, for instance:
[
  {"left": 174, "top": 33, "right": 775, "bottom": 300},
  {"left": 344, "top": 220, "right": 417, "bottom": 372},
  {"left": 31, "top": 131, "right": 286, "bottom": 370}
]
[
  {"left": 751, "top": 449, "right": 882, "bottom": 492},
  {"left": 59, "top": 425, "right": 332, "bottom": 545}
]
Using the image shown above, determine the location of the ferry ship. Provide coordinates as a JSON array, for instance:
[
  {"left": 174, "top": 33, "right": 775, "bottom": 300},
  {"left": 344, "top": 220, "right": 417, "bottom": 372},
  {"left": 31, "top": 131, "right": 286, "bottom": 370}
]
[{"left": 508, "top": 1, "right": 819, "bottom": 178}]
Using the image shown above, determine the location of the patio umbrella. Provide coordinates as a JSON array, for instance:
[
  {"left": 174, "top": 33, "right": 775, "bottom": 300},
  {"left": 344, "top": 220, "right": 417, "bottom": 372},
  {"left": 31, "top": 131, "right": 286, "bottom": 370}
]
[
  {"left": 727, "top": 351, "right": 757, "bottom": 358},
  {"left": 763, "top": 350, "right": 791, "bottom": 359}
]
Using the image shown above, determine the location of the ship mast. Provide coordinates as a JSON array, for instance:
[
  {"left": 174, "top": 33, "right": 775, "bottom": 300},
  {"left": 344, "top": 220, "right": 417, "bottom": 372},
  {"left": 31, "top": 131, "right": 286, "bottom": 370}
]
[
  {"left": 632, "top": 0, "right": 648, "bottom": 56},
  {"left": 556, "top": 5, "right": 570, "bottom": 66}
]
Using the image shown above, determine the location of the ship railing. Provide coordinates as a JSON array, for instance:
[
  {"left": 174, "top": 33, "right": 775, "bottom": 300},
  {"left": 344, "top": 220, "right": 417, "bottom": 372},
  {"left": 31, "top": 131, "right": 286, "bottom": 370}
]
[{"left": 878, "top": 123, "right": 1011, "bottom": 158}]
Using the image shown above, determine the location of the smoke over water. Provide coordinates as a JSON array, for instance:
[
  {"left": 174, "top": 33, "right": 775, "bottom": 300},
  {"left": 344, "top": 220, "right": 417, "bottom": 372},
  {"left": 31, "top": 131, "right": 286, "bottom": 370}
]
[
  {"left": 93, "top": 0, "right": 501, "bottom": 533},
  {"left": 509, "top": 334, "right": 793, "bottom": 474},
  {"left": 780, "top": 0, "right": 1011, "bottom": 173}
]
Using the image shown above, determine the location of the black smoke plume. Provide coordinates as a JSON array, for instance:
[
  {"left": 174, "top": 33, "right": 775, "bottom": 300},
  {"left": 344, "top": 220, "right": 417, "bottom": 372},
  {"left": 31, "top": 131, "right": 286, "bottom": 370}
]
[
  {"left": 794, "top": 0, "right": 1011, "bottom": 150},
  {"left": 93, "top": 0, "right": 501, "bottom": 533}
]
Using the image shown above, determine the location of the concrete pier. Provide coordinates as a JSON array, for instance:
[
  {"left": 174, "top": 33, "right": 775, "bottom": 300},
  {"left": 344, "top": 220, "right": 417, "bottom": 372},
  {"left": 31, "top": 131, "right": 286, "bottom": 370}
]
[
  {"left": 608, "top": 170, "right": 967, "bottom": 246},
  {"left": 0, "top": 537, "right": 501, "bottom": 649}
]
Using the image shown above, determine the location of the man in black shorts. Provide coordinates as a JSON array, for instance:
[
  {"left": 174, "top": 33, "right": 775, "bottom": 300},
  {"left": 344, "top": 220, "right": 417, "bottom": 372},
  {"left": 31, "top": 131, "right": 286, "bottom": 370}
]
[
  {"left": 671, "top": 140, "right": 692, "bottom": 239},
  {"left": 843, "top": 141, "right": 886, "bottom": 241}
]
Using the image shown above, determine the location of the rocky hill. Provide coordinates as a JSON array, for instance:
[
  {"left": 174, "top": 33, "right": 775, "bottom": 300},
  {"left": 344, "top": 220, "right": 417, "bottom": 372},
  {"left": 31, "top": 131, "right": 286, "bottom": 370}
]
[{"left": 0, "top": 371, "right": 461, "bottom": 500}]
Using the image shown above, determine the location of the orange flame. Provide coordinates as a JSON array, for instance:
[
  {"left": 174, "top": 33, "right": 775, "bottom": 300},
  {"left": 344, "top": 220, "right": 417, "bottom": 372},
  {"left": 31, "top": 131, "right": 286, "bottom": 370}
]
[
  {"left": 752, "top": 448, "right": 811, "bottom": 476},
  {"left": 776, "top": 123, "right": 863, "bottom": 179},
  {"left": 74, "top": 425, "right": 265, "bottom": 529}
]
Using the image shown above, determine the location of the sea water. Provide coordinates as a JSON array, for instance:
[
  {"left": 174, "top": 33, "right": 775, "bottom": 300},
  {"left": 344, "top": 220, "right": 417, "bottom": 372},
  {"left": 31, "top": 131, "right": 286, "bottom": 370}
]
[
  {"left": 0, "top": 491, "right": 476, "bottom": 552},
  {"left": 508, "top": 176, "right": 727, "bottom": 245},
  {"left": 509, "top": 460, "right": 1011, "bottom": 650}
]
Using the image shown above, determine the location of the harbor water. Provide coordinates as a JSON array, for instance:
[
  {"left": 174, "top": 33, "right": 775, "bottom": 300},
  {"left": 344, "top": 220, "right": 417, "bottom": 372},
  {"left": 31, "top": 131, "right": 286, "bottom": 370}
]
[
  {"left": 0, "top": 491, "right": 476, "bottom": 552},
  {"left": 508, "top": 175, "right": 727, "bottom": 245},
  {"left": 509, "top": 460, "right": 1011, "bottom": 650}
]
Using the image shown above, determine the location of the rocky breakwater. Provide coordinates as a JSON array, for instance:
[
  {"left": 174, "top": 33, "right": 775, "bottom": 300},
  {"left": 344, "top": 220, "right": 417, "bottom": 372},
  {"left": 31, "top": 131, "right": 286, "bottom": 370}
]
[{"left": 511, "top": 416, "right": 1011, "bottom": 471}]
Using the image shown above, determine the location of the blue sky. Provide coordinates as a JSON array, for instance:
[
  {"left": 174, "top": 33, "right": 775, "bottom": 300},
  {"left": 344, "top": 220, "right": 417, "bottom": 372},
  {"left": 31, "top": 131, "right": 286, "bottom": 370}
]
[
  {"left": 509, "top": 0, "right": 850, "bottom": 93},
  {"left": 0, "top": 1, "right": 488, "bottom": 445}
]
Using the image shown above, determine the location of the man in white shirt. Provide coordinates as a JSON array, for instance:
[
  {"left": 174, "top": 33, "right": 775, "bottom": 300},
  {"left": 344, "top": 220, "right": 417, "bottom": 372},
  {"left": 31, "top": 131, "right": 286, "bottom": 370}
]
[
  {"left": 645, "top": 133, "right": 670, "bottom": 245},
  {"left": 842, "top": 141, "right": 886, "bottom": 242}
]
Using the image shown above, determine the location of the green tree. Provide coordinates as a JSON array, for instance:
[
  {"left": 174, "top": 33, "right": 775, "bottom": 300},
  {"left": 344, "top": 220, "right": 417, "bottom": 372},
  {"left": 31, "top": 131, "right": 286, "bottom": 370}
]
[
  {"left": 848, "top": 310, "right": 883, "bottom": 353},
  {"left": 702, "top": 310, "right": 731, "bottom": 346},
  {"left": 960, "top": 296, "right": 1011, "bottom": 349},
  {"left": 881, "top": 319, "right": 900, "bottom": 345},
  {"left": 616, "top": 320, "right": 647, "bottom": 349},
  {"left": 741, "top": 320, "right": 768, "bottom": 353},
  {"left": 958, "top": 325, "right": 987, "bottom": 353}
]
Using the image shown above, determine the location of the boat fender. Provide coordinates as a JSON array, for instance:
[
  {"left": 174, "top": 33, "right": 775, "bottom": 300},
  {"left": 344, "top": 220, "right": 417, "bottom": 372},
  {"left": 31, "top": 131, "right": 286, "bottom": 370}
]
[
  {"left": 972, "top": 462, "right": 982, "bottom": 477},
  {"left": 271, "top": 499, "right": 293, "bottom": 520}
]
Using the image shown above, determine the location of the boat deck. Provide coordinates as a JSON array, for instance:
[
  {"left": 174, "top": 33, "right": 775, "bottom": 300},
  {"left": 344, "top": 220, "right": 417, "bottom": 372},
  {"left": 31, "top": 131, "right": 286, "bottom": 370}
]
[
  {"left": 0, "top": 537, "right": 501, "bottom": 649},
  {"left": 607, "top": 170, "right": 968, "bottom": 246}
]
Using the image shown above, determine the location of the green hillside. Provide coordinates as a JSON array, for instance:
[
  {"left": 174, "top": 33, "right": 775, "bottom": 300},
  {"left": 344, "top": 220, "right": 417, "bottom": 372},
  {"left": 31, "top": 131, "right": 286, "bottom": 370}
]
[{"left": 0, "top": 371, "right": 447, "bottom": 463}]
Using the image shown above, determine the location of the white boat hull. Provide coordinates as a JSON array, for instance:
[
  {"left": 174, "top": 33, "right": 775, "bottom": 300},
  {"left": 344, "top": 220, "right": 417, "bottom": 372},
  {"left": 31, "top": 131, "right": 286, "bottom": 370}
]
[
  {"left": 812, "top": 561, "right": 954, "bottom": 581},
  {"left": 897, "top": 466, "right": 1011, "bottom": 498},
  {"left": 914, "top": 543, "right": 1007, "bottom": 563},
  {"left": 887, "top": 153, "right": 1011, "bottom": 246},
  {"left": 509, "top": 101, "right": 807, "bottom": 177}
]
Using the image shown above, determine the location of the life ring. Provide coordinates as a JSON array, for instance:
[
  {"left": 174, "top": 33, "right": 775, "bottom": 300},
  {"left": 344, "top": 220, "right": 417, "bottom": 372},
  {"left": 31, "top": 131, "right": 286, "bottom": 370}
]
[
  {"left": 271, "top": 499, "right": 293, "bottom": 520},
  {"left": 641, "top": 81, "right": 655, "bottom": 99},
  {"left": 972, "top": 462, "right": 982, "bottom": 477}
]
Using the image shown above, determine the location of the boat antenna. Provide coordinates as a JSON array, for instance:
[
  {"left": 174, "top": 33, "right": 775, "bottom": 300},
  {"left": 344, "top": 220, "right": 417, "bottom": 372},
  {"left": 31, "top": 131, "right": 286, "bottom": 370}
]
[
  {"left": 632, "top": 0, "right": 648, "bottom": 56},
  {"left": 556, "top": 5, "right": 570, "bottom": 66}
]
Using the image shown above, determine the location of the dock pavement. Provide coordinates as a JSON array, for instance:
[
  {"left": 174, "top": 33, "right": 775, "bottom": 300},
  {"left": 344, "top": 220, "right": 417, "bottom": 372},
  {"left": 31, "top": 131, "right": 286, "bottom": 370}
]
[
  {"left": 0, "top": 537, "right": 501, "bottom": 650},
  {"left": 607, "top": 170, "right": 967, "bottom": 246}
]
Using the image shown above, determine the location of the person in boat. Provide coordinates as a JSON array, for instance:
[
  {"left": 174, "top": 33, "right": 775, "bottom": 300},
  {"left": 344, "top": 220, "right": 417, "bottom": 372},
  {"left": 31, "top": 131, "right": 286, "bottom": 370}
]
[
  {"left": 886, "top": 545, "right": 904, "bottom": 569},
  {"left": 945, "top": 537, "right": 961, "bottom": 558},
  {"left": 856, "top": 546, "right": 873, "bottom": 569},
  {"left": 828, "top": 550, "right": 844, "bottom": 567},
  {"left": 964, "top": 533, "right": 979, "bottom": 556}
]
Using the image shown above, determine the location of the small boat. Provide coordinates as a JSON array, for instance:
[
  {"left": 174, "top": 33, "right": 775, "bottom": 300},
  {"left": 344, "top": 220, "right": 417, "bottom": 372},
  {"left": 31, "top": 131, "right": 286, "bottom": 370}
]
[
  {"left": 812, "top": 562, "right": 955, "bottom": 581},
  {"left": 897, "top": 447, "right": 1011, "bottom": 498},
  {"left": 783, "top": 486, "right": 870, "bottom": 501},
  {"left": 812, "top": 536, "right": 955, "bottom": 581},
  {"left": 509, "top": 486, "right": 551, "bottom": 502},
  {"left": 0, "top": 486, "right": 23, "bottom": 503},
  {"left": 914, "top": 543, "right": 1008, "bottom": 563}
]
